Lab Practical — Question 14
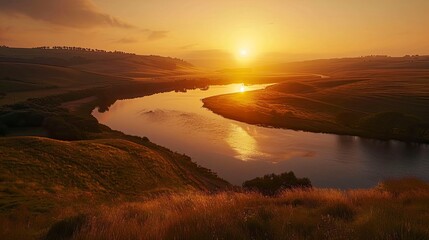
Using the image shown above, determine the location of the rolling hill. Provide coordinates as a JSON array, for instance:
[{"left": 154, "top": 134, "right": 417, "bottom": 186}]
[
  {"left": 204, "top": 56, "right": 429, "bottom": 142},
  {"left": 0, "top": 46, "right": 202, "bottom": 105},
  {"left": 0, "top": 136, "right": 229, "bottom": 211},
  {"left": 0, "top": 46, "right": 199, "bottom": 79}
]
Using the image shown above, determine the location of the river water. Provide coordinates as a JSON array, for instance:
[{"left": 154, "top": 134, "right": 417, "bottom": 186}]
[{"left": 92, "top": 83, "right": 429, "bottom": 188}]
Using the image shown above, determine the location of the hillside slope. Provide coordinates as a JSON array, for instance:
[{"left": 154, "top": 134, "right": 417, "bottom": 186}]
[
  {"left": 0, "top": 62, "right": 129, "bottom": 105},
  {"left": 204, "top": 57, "right": 429, "bottom": 142},
  {"left": 0, "top": 62, "right": 124, "bottom": 89},
  {"left": 0, "top": 47, "right": 199, "bottom": 79},
  {"left": 0, "top": 137, "right": 229, "bottom": 211},
  {"left": 261, "top": 55, "right": 429, "bottom": 76}
]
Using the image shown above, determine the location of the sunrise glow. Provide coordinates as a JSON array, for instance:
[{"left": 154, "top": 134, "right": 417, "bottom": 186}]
[
  {"left": 239, "top": 85, "right": 246, "bottom": 92},
  {"left": 239, "top": 49, "right": 248, "bottom": 57}
]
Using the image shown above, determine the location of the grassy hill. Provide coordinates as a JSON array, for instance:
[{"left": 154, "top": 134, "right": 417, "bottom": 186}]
[
  {"left": 0, "top": 62, "right": 124, "bottom": 89},
  {"left": 260, "top": 55, "right": 429, "bottom": 76},
  {"left": 0, "top": 46, "right": 204, "bottom": 105},
  {"left": 204, "top": 57, "right": 429, "bottom": 143},
  {"left": 0, "top": 136, "right": 229, "bottom": 211},
  {"left": 0, "top": 47, "right": 199, "bottom": 79},
  {"left": 0, "top": 62, "right": 128, "bottom": 105}
]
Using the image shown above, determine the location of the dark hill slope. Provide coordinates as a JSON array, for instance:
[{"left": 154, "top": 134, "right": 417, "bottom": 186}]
[
  {"left": 0, "top": 47, "right": 198, "bottom": 78},
  {"left": 0, "top": 62, "right": 127, "bottom": 105},
  {"left": 261, "top": 55, "right": 429, "bottom": 77},
  {"left": 0, "top": 137, "right": 229, "bottom": 211}
]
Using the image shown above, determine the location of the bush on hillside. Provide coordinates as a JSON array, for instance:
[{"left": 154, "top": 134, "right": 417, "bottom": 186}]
[
  {"left": 65, "top": 114, "right": 101, "bottom": 133},
  {"left": 0, "top": 110, "right": 45, "bottom": 127},
  {"left": 243, "top": 171, "right": 312, "bottom": 196},
  {"left": 45, "top": 214, "right": 88, "bottom": 240},
  {"left": 0, "top": 122, "right": 7, "bottom": 135},
  {"left": 43, "top": 116, "right": 85, "bottom": 140}
]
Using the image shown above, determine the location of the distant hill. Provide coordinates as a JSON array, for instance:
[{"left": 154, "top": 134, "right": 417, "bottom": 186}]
[
  {"left": 0, "top": 47, "right": 201, "bottom": 105},
  {"left": 0, "top": 62, "right": 127, "bottom": 105},
  {"left": 0, "top": 62, "right": 124, "bottom": 90},
  {"left": 260, "top": 55, "right": 429, "bottom": 76},
  {"left": 0, "top": 46, "right": 199, "bottom": 79},
  {"left": 204, "top": 56, "right": 429, "bottom": 143}
]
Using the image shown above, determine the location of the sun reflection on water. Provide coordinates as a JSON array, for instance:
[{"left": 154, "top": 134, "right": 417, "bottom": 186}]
[{"left": 225, "top": 123, "right": 268, "bottom": 161}]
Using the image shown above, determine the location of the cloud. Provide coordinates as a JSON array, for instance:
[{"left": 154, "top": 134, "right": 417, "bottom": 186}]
[
  {"left": 0, "top": 0, "right": 132, "bottom": 28},
  {"left": 115, "top": 37, "right": 138, "bottom": 44},
  {"left": 140, "top": 29, "right": 168, "bottom": 41},
  {"left": 147, "top": 31, "right": 168, "bottom": 41}
]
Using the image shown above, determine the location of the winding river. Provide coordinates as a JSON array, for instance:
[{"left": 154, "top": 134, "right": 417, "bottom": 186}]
[{"left": 92, "top": 83, "right": 429, "bottom": 188}]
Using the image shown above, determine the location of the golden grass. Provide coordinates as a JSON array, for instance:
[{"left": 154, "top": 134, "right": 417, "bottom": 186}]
[{"left": 32, "top": 179, "right": 429, "bottom": 240}]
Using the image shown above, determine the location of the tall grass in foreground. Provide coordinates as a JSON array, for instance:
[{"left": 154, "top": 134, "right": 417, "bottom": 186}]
[{"left": 39, "top": 178, "right": 429, "bottom": 240}]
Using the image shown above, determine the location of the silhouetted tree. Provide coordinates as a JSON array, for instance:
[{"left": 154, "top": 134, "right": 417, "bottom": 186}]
[{"left": 243, "top": 171, "right": 312, "bottom": 196}]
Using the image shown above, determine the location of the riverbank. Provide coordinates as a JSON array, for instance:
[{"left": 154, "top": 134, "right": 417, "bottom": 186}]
[{"left": 203, "top": 76, "right": 429, "bottom": 144}]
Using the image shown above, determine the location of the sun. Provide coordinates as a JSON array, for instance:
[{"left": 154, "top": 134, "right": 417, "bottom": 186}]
[
  {"left": 239, "top": 49, "right": 249, "bottom": 57},
  {"left": 239, "top": 84, "right": 246, "bottom": 92},
  {"left": 235, "top": 46, "right": 254, "bottom": 63}
]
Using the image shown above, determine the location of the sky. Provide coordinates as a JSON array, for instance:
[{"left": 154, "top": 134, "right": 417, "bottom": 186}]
[{"left": 1, "top": 0, "right": 429, "bottom": 68}]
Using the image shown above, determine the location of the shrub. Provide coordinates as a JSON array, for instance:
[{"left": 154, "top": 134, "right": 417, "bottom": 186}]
[
  {"left": 243, "top": 171, "right": 312, "bottom": 196},
  {"left": 0, "top": 111, "right": 45, "bottom": 127},
  {"left": 0, "top": 122, "right": 7, "bottom": 135},
  {"left": 10, "top": 102, "right": 33, "bottom": 110},
  {"left": 43, "top": 116, "right": 85, "bottom": 140},
  {"left": 65, "top": 114, "right": 100, "bottom": 133},
  {"left": 44, "top": 214, "right": 88, "bottom": 240}
]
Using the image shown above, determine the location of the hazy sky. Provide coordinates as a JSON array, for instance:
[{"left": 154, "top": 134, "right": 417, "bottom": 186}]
[{"left": 1, "top": 0, "right": 429, "bottom": 67}]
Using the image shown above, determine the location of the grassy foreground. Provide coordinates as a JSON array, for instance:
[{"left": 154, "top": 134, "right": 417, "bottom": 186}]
[{"left": 2, "top": 178, "right": 427, "bottom": 240}]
